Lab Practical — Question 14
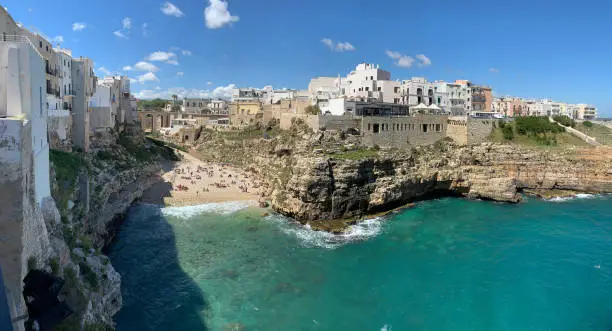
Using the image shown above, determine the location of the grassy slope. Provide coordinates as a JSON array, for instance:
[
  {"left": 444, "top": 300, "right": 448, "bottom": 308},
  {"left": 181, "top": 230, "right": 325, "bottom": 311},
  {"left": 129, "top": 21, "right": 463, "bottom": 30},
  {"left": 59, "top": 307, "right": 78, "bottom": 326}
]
[
  {"left": 489, "top": 122, "right": 591, "bottom": 149},
  {"left": 575, "top": 123, "right": 612, "bottom": 146}
]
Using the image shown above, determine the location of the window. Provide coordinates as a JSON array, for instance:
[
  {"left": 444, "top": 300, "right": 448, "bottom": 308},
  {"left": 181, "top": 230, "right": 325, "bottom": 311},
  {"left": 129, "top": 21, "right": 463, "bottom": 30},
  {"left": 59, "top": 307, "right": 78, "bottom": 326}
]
[
  {"left": 370, "top": 76, "right": 373, "bottom": 80},
  {"left": 378, "top": 87, "right": 381, "bottom": 91},
  {"left": 373, "top": 123, "right": 380, "bottom": 133},
  {"left": 422, "top": 124, "right": 428, "bottom": 133},
  {"left": 368, "top": 123, "right": 371, "bottom": 131},
  {"left": 438, "top": 97, "right": 441, "bottom": 104},
  {"left": 394, "top": 87, "right": 400, "bottom": 93},
  {"left": 435, "top": 124, "right": 441, "bottom": 132},
  {"left": 365, "top": 87, "right": 369, "bottom": 91},
  {"left": 39, "top": 41, "right": 42, "bottom": 48}
]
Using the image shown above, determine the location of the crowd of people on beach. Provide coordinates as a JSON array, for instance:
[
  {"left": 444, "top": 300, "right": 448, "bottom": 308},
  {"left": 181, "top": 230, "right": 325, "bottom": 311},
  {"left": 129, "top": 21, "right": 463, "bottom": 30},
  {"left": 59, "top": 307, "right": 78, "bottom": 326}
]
[{"left": 170, "top": 163, "right": 262, "bottom": 196}]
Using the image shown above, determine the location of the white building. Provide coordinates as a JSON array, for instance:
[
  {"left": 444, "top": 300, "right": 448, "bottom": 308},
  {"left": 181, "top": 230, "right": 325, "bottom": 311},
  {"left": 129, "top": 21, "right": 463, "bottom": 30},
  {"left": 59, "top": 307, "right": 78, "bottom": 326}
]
[
  {"left": 207, "top": 99, "right": 228, "bottom": 114},
  {"left": 344, "top": 63, "right": 397, "bottom": 103},
  {"left": 182, "top": 97, "right": 211, "bottom": 113},
  {"left": 0, "top": 35, "right": 51, "bottom": 204}
]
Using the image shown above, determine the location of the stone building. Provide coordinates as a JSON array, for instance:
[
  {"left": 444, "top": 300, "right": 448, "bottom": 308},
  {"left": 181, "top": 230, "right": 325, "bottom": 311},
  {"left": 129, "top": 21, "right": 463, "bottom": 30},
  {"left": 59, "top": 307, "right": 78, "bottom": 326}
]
[
  {"left": 71, "top": 57, "right": 97, "bottom": 152},
  {"left": 230, "top": 100, "right": 263, "bottom": 126}
]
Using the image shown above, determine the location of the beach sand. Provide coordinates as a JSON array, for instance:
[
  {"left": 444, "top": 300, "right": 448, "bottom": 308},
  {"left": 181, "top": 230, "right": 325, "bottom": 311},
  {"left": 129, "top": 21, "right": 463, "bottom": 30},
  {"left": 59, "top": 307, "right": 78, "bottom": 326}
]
[{"left": 140, "top": 150, "right": 264, "bottom": 207}]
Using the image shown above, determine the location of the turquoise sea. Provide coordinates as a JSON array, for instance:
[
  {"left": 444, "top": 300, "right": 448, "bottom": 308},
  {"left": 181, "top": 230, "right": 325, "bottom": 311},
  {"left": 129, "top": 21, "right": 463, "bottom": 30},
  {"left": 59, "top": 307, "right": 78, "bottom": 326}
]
[{"left": 109, "top": 195, "right": 612, "bottom": 331}]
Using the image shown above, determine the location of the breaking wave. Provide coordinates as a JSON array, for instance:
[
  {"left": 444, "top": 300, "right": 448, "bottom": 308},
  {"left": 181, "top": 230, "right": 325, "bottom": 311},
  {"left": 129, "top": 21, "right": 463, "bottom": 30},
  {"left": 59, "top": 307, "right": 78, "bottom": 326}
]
[
  {"left": 266, "top": 214, "right": 384, "bottom": 249},
  {"left": 161, "top": 201, "right": 254, "bottom": 218},
  {"left": 549, "top": 193, "right": 599, "bottom": 202}
]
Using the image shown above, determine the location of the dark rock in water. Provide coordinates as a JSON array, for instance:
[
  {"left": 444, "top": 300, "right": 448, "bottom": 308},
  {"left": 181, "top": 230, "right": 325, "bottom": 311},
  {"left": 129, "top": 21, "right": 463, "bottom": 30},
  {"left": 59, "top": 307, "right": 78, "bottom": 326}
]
[
  {"left": 223, "top": 322, "right": 246, "bottom": 331},
  {"left": 246, "top": 226, "right": 259, "bottom": 232},
  {"left": 260, "top": 212, "right": 269, "bottom": 217}
]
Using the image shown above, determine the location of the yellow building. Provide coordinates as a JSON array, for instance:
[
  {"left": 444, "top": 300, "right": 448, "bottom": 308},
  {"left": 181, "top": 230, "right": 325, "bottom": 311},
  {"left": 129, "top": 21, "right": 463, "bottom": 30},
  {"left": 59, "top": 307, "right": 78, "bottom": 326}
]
[{"left": 230, "top": 101, "right": 263, "bottom": 127}]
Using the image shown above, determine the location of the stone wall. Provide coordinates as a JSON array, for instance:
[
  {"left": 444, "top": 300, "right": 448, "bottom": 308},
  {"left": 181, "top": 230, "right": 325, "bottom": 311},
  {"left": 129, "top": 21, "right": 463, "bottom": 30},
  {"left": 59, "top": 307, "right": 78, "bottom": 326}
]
[
  {"left": 466, "top": 118, "right": 495, "bottom": 144},
  {"left": 231, "top": 112, "right": 263, "bottom": 127},
  {"left": 319, "top": 115, "right": 362, "bottom": 131},
  {"left": 48, "top": 115, "right": 73, "bottom": 152},
  {"left": 446, "top": 116, "right": 494, "bottom": 145},
  {"left": 446, "top": 116, "right": 468, "bottom": 145},
  {"left": 360, "top": 115, "right": 449, "bottom": 148},
  {"left": 279, "top": 113, "right": 320, "bottom": 131}
]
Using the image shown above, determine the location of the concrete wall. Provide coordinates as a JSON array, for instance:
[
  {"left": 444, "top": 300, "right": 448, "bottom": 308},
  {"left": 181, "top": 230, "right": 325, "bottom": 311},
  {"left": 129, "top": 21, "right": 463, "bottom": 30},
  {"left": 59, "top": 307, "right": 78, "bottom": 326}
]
[
  {"left": 48, "top": 115, "right": 72, "bottom": 151},
  {"left": 90, "top": 106, "right": 112, "bottom": 131},
  {"left": 360, "top": 115, "right": 448, "bottom": 148},
  {"left": 0, "top": 118, "right": 51, "bottom": 330},
  {"left": 71, "top": 59, "right": 90, "bottom": 151}
]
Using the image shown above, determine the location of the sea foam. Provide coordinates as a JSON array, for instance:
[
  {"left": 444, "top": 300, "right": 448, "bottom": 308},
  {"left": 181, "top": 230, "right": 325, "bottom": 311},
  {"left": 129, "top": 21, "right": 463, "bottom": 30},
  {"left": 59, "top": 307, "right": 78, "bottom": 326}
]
[
  {"left": 267, "top": 214, "right": 383, "bottom": 249},
  {"left": 549, "top": 193, "right": 598, "bottom": 202},
  {"left": 161, "top": 201, "right": 253, "bottom": 218}
]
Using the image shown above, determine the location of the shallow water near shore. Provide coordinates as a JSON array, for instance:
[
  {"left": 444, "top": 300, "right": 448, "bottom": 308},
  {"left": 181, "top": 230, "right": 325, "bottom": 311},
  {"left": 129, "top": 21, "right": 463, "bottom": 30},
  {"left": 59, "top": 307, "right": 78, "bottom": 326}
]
[{"left": 110, "top": 195, "right": 612, "bottom": 331}]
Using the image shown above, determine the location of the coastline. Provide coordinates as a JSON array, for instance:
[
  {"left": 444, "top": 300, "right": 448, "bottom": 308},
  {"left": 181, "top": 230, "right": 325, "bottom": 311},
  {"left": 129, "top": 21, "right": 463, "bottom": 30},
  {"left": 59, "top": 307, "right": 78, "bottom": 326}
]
[{"left": 140, "top": 150, "right": 264, "bottom": 207}]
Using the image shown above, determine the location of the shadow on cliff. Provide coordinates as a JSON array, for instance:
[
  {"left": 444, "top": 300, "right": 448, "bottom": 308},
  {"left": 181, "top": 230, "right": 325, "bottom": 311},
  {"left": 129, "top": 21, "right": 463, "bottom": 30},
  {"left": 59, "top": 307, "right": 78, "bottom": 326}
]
[{"left": 108, "top": 204, "right": 209, "bottom": 331}]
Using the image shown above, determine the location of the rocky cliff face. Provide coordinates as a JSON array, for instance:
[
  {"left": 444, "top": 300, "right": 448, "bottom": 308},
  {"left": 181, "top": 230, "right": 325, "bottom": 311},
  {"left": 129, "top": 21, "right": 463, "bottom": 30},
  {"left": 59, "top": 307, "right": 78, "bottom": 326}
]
[
  {"left": 193, "top": 126, "right": 612, "bottom": 232},
  {"left": 43, "top": 127, "right": 172, "bottom": 329}
]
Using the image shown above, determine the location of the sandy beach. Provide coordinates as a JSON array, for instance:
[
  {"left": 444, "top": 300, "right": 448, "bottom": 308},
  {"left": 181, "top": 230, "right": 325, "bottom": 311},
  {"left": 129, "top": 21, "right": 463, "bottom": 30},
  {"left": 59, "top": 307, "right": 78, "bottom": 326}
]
[{"left": 141, "top": 150, "right": 264, "bottom": 207}]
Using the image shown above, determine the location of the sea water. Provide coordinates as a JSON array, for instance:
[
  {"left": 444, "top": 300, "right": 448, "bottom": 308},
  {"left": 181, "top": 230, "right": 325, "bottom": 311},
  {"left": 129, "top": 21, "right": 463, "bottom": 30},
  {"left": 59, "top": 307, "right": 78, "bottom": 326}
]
[{"left": 109, "top": 195, "right": 612, "bottom": 331}]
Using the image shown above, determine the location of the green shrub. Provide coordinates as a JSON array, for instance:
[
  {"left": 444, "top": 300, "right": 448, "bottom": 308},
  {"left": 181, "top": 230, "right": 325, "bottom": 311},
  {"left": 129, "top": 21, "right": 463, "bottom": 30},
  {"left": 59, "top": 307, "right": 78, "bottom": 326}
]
[
  {"left": 27, "top": 256, "right": 37, "bottom": 270},
  {"left": 553, "top": 115, "right": 575, "bottom": 127},
  {"left": 583, "top": 121, "right": 593, "bottom": 128},
  {"left": 96, "top": 150, "right": 114, "bottom": 160},
  {"left": 49, "top": 257, "right": 60, "bottom": 275},
  {"left": 372, "top": 144, "right": 381, "bottom": 151},
  {"left": 502, "top": 125, "right": 515, "bottom": 140},
  {"left": 79, "top": 262, "right": 99, "bottom": 291},
  {"left": 515, "top": 116, "right": 563, "bottom": 135},
  {"left": 304, "top": 105, "right": 321, "bottom": 115}
]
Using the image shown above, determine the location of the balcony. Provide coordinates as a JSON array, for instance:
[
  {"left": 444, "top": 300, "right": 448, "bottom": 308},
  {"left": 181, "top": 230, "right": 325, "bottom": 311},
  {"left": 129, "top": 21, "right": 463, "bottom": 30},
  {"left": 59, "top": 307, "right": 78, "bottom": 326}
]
[
  {"left": 46, "top": 66, "right": 58, "bottom": 77},
  {"left": 46, "top": 87, "right": 60, "bottom": 98}
]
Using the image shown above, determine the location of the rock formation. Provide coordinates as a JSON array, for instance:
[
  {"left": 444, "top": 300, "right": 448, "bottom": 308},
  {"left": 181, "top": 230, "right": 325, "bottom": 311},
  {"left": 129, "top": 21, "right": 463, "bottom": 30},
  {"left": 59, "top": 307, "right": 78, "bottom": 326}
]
[{"left": 193, "top": 124, "right": 612, "bottom": 232}]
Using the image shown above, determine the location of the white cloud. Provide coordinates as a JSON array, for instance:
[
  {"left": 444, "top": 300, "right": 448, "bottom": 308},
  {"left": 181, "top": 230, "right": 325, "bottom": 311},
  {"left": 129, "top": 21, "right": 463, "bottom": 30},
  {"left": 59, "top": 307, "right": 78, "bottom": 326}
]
[
  {"left": 133, "top": 61, "right": 159, "bottom": 72},
  {"left": 335, "top": 42, "right": 355, "bottom": 52},
  {"left": 146, "top": 51, "right": 176, "bottom": 62},
  {"left": 161, "top": 2, "right": 184, "bottom": 17},
  {"left": 123, "top": 66, "right": 133, "bottom": 71},
  {"left": 212, "top": 84, "right": 236, "bottom": 99},
  {"left": 98, "top": 67, "right": 112, "bottom": 76},
  {"left": 142, "top": 23, "right": 148, "bottom": 37},
  {"left": 416, "top": 54, "right": 432, "bottom": 67},
  {"left": 204, "top": 0, "right": 239, "bottom": 29},
  {"left": 166, "top": 59, "right": 179, "bottom": 65},
  {"left": 177, "top": 72, "right": 184, "bottom": 76},
  {"left": 134, "top": 84, "right": 236, "bottom": 100},
  {"left": 321, "top": 38, "right": 333, "bottom": 49},
  {"left": 72, "top": 22, "right": 87, "bottom": 31},
  {"left": 123, "top": 17, "right": 132, "bottom": 30},
  {"left": 321, "top": 38, "right": 356, "bottom": 52},
  {"left": 52, "top": 36, "right": 64, "bottom": 44},
  {"left": 386, "top": 50, "right": 415, "bottom": 68},
  {"left": 154, "top": 86, "right": 162, "bottom": 90},
  {"left": 134, "top": 72, "right": 159, "bottom": 84},
  {"left": 207, "top": 81, "right": 213, "bottom": 85},
  {"left": 181, "top": 50, "right": 192, "bottom": 56},
  {"left": 489, "top": 68, "right": 500, "bottom": 74},
  {"left": 114, "top": 30, "right": 128, "bottom": 39}
]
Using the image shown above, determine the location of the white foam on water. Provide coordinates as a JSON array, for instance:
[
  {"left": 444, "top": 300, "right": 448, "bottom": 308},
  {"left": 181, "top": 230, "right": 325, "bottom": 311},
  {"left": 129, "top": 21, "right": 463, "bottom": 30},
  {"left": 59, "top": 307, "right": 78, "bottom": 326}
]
[
  {"left": 161, "top": 201, "right": 254, "bottom": 219},
  {"left": 381, "top": 325, "right": 392, "bottom": 331},
  {"left": 266, "top": 214, "right": 383, "bottom": 249},
  {"left": 549, "top": 193, "right": 599, "bottom": 202}
]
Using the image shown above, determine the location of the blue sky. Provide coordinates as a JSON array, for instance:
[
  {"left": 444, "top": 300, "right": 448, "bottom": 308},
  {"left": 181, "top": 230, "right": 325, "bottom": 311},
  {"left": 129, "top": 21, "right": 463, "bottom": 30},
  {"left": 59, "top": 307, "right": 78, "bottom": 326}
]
[{"left": 4, "top": 0, "right": 612, "bottom": 116}]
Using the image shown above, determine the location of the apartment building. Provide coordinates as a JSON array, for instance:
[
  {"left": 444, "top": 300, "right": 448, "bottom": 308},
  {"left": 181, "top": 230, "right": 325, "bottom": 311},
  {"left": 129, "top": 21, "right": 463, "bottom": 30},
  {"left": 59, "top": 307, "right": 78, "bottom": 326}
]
[
  {"left": 55, "top": 48, "right": 73, "bottom": 111},
  {"left": 471, "top": 85, "right": 492, "bottom": 112}
]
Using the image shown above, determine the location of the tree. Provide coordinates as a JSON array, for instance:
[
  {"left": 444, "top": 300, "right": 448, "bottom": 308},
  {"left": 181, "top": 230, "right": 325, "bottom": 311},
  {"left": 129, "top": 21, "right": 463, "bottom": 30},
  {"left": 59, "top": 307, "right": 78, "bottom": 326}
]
[
  {"left": 304, "top": 105, "right": 321, "bottom": 115},
  {"left": 172, "top": 94, "right": 178, "bottom": 104}
]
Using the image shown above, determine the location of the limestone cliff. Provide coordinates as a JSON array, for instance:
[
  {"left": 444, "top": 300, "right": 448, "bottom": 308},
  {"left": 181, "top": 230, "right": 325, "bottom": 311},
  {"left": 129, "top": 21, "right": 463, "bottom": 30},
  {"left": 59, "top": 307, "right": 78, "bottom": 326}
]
[
  {"left": 193, "top": 125, "right": 612, "bottom": 232},
  {"left": 43, "top": 126, "right": 175, "bottom": 329}
]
